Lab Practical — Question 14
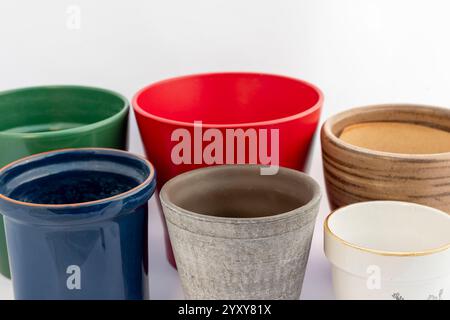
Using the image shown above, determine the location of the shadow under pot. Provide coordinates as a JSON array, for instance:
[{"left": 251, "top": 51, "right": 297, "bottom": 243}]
[
  {"left": 160, "top": 164, "right": 321, "bottom": 300},
  {"left": 0, "top": 85, "right": 129, "bottom": 279},
  {"left": 321, "top": 104, "right": 450, "bottom": 212},
  {"left": 0, "top": 148, "right": 156, "bottom": 300}
]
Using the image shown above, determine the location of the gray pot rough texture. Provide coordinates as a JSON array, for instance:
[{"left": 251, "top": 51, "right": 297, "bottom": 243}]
[{"left": 160, "top": 164, "right": 321, "bottom": 300}]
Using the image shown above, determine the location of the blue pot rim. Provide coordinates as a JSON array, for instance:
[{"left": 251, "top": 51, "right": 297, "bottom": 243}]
[{"left": 0, "top": 148, "right": 156, "bottom": 225}]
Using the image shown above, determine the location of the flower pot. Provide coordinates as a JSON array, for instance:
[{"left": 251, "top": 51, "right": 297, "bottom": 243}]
[
  {"left": 321, "top": 104, "right": 450, "bottom": 212},
  {"left": 0, "top": 148, "right": 156, "bottom": 299},
  {"left": 160, "top": 164, "right": 321, "bottom": 299},
  {"left": 325, "top": 201, "right": 450, "bottom": 300}
]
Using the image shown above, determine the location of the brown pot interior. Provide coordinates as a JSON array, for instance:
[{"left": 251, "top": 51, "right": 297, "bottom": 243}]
[{"left": 327, "top": 104, "right": 450, "bottom": 155}]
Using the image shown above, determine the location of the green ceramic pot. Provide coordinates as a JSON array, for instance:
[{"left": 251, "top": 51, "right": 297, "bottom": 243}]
[{"left": 0, "top": 85, "right": 129, "bottom": 278}]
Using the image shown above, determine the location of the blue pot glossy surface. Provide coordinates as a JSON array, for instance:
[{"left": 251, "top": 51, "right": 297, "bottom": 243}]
[{"left": 0, "top": 148, "right": 156, "bottom": 300}]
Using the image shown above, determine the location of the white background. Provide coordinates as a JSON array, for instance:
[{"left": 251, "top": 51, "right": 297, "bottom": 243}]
[{"left": 1, "top": 0, "right": 450, "bottom": 300}]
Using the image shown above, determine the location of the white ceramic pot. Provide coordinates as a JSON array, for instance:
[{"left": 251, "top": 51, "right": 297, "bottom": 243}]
[{"left": 324, "top": 201, "right": 450, "bottom": 300}]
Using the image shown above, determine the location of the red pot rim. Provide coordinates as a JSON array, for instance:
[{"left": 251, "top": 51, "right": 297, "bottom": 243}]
[{"left": 132, "top": 72, "right": 324, "bottom": 129}]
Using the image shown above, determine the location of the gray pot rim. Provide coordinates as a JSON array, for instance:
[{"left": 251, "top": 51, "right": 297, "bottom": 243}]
[{"left": 160, "top": 164, "right": 321, "bottom": 224}]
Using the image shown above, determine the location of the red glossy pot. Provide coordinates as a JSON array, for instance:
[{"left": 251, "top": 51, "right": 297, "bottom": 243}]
[{"left": 133, "top": 72, "right": 323, "bottom": 267}]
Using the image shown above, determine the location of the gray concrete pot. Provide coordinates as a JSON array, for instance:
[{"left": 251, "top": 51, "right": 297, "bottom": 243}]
[{"left": 160, "top": 165, "right": 321, "bottom": 300}]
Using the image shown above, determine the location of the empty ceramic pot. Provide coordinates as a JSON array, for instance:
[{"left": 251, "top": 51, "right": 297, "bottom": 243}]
[
  {"left": 0, "top": 148, "right": 155, "bottom": 299},
  {"left": 0, "top": 85, "right": 129, "bottom": 278},
  {"left": 324, "top": 201, "right": 450, "bottom": 300},
  {"left": 321, "top": 104, "right": 450, "bottom": 212},
  {"left": 160, "top": 164, "right": 321, "bottom": 299},
  {"left": 133, "top": 72, "right": 323, "bottom": 266}
]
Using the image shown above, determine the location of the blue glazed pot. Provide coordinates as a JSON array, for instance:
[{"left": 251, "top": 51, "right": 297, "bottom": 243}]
[{"left": 0, "top": 148, "right": 156, "bottom": 300}]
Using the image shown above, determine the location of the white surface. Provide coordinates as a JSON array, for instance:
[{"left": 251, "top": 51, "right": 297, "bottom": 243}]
[{"left": 1, "top": 0, "right": 450, "bottom": 300}]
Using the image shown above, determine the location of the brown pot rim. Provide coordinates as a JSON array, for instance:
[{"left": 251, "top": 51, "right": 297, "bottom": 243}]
[{"left": 322, "top": 103, "right": 450, "bottom": 161}]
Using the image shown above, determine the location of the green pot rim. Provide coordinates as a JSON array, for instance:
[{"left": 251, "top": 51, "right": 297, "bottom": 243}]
[{"left": 0, "top": 85, "right": 129, "bottom": 138}]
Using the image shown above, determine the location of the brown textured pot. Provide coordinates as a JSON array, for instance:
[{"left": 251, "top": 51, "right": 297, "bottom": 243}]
[
  {"left": 321, "top": 104, "right": 450, "bottom": 213},
  {"left": 160, "top": 165, "right": 321, "bottom": 300}
]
